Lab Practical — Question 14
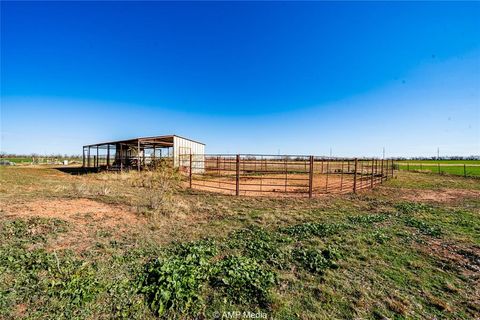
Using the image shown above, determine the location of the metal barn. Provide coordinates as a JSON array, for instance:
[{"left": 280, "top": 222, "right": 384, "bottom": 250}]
[{"left": 82, "top": 135, "right": 205, "bottom": 172}]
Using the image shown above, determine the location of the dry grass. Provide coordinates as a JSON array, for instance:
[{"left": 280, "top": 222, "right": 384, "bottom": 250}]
[{"left": 1, "top": 166, "right": 479, "bottom": 319}]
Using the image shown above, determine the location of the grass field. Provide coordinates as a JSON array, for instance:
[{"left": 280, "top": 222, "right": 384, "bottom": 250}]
[
  {"left": 396, "top": 160, "right": 480, "bottom": 177},
  {"left": 1, "top": 166, "right": 479, "bottom": 319}
]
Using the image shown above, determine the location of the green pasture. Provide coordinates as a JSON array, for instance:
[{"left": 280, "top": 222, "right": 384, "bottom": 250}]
[{"left": 396, "top": 162, "right": 480, "bottom": 177}]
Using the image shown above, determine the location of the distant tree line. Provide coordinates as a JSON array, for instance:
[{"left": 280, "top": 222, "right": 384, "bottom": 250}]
[
  {"left": 392, "top": 156, "right": 480, "bottom": 161},
  {"left": 0, "top": 152, "right": 82, "bottom": 159}
]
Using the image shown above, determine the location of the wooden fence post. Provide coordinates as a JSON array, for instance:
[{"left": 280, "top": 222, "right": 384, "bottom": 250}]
[
  {"left": 82, "top": 148, "right": 85, "bottom": 167},
  {"left": 438, "top": 162, "right": 440, "bottom": 174},
  {"left": 236, "top": 154, "right": 240, "bottom": 196},
  {"left": 189, "top": 153, "right": 193, "bottom": 188},
  {"left": 353, "top": 158, "right": 358, "bottom": 193},
  {"left": 464, "top": 164, "right": 467, "bottom": 177},
  {"left": 308, "top": 156, "right": 313, "bottom": 198}
]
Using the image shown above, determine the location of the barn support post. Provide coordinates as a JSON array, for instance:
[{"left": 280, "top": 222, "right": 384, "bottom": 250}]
[
  {"left": 189, "top": 153, "right": 193, "bottom": 188},
  {"left": 308, "top": 156, "right": 313, "bottom": 198},
  {"left": 353, "top": 158, "right": 358, "bottom": 193},
  {"left": 370, "top": 159, "right": 375, "bottom": 188},
  {"left": 120, "top": 144, "right": 123, "bottom": 172},
  {"left": 137, "top": 140, "right": 141, "bottom": 171},
  {"left": 87, "top": 147, "right": 91, "bottom": 167},
  {"left": 235, "top": 154, "right": 240, "bottom": 196},
  {"left": 107, "top": 145, "right": 110, "bottom": 168},
  {"left": 142, "top": 146, "right": 146, "bottom": 168},
  {"left": 151, "top": 145, "right": 155, "bottom": 169},
  {"left": 82, "top": 147, "right": 85, "bottom": 167}
]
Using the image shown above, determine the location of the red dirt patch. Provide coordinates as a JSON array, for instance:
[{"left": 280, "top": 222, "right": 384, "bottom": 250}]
[{"left": 2, "top": 199, "right": 146, "bottom": 252}]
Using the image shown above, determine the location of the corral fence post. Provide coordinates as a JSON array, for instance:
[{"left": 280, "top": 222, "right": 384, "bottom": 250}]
[
  {"left": 438, "top": 162, "right": 440, "bottom": 174},
  {"left": 340, "top": 160, "right": 344, "bottom": 191},
  {"left": 189, "top": 153, "right": 193, "bottom": 189},
  {"left": 82, "top": 147, "right": 85, "bottom": 167},
  {"left": 381, "top": 159, "right": 384, "bottom": 182},
  {"left": 370, "top": 159, "right": 374, "bottom": 189},
  {"left": 236, "top": 154, "right": 240, "bottom": 196},
  {"left": 325, "top": 159, "right": 330, "bottom": 193},
  {"left": 308, "top": 156, "right": 313, "bottom": 198},
  {"left": 464, "top": 164, "right": 467, "bottom": 178},
  {"left": 391, "top": 159, "right": 394, "bottom": 177},
  {"left": 353, "top": 158, "right": 358, "bottom": 193}
]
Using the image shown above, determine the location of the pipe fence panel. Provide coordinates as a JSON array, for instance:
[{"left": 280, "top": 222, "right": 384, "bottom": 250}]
[{"left": 186, "top": 154, "right": 394, "bottom": 197}]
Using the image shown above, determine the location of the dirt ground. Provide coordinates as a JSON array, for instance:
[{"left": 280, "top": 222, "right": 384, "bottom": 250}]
[
  {"left": 380, "top": 187, "right": 480, "bottom": 203},
  {"left": 2, "top": 199, "right": 146, "bottom": 252},
  {"left": 191, "top": 173, "right": 385, "bottom": 197}
]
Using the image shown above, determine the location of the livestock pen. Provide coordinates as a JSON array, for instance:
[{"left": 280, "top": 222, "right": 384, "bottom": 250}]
[{"left": 184, "top": 154, "right": 395, "bottom": 197}]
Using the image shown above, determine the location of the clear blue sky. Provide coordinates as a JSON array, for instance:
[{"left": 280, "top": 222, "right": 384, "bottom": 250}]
[{"left": 1, "top": 1, "right": 479, "bottom": 157}]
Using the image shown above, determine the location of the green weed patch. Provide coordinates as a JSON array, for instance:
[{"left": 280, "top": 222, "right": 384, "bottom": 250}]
[
  {"left": 404, "top": 217, "right": 442, "bottom": 237},
  {"left": 210, "top": 255, "right": 276, "bottom": 307},
  {"left": 137, "top": 240, "right": 217, "bottom": 316},
  {"left": 292, "top": 246, "right": 339, "bottom": 274},
  {"left": 395, "top": 202, "right": 432, "bottom": 214},
  {"left": 348, "top": 214, "right": 388, "bottom": 225},
  {"left": 227, "top": 226, "right": 291, "bottom": 269},
  {"left": 278, "top": 222, "right": 345, "bottom": 239}
]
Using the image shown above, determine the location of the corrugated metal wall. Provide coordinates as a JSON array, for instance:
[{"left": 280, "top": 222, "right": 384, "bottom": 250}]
[{"left": 173, "top": 136, "right": 205, "bottom": 173}]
